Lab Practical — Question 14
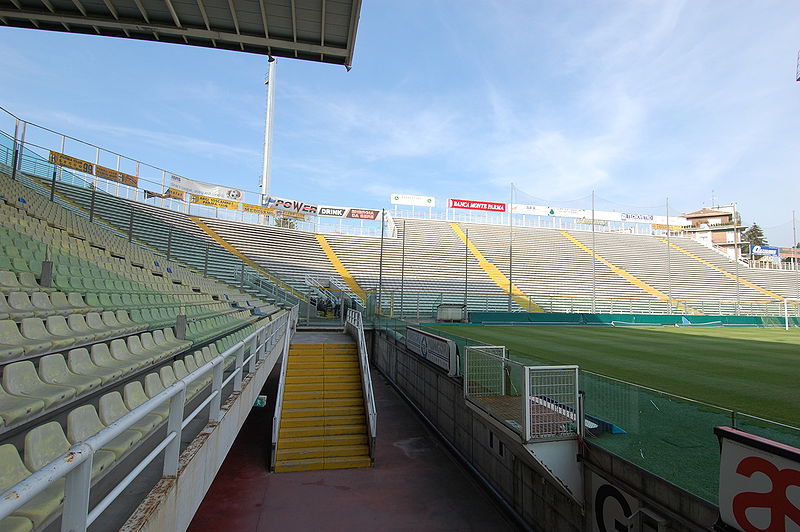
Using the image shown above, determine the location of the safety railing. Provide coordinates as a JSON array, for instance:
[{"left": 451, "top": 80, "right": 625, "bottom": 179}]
[
  {"left": 0, "top": 311, "right": 292, "bottom": 532},
  {"left": 270, "top": 313, "right": 295, "bottom": 470},
  {"left": 345, "top": 309, "right": 377, "bottom": 460},
  {"left": 463, "top": 346, "right": 581, "bottom": 442}
]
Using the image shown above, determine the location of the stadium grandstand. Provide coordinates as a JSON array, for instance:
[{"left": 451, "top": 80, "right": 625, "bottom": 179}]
[{"left": 2, "top": 2, "right": 800, "bottom": 532}]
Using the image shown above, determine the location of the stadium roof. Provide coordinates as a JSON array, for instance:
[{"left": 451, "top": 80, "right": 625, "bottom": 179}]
[{"left": 0, "top": 0, "right": 362, "bottom": 68}]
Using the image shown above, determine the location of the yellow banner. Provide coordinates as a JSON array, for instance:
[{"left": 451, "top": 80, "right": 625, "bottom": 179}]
[
  {"left": 279, "top": 211, "right": 307, "bottom": 221},
  {"left": 48, "top": 151, "right": 94, "bottom": 174},
  {"left": 190, "top": 194, "right": 239, "bottom": 210},
  {"left": 652, "top": 223, "right": 684, "bottom": 231},
  {"left": 242, "top": 203, "right": 276, "bottom": 216},
  {"left": 167, "top": 188, "right": 185, "bottom": 201},
  {"left": 95, "top": 165, "right": 138, "bottom": 187}
]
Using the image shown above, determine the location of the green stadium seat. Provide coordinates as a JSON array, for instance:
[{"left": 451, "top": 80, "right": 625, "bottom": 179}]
[
  {"left": 91, "top": 343, "right": 138, "bottom": 375},
  {"left": 98, "top": 392, "right": 161, "bottom": 437},
  {"left": 0, "top": 444, "right": 64, "bottom": 529},
  {"left": 67, "top": 292, "right": 101, "bottom": 313},
  {"left": 102, "top": 310, "right": 138, "bottom": 335},
  {"left": 67, "top": 348, "right": 123, "bottom": 384},
  {"left": 109, "top": 339, "right": 149, "bottom": 370},
  {"left": 20, "top": 317, "right": 70, "bottom": 351},
  {"left": 38, "top": 354, "right": 102, "bottom": 395},
  {"left": 31, "top": 292, "right": 69, "bottom": 316},
  {"left": 123, "top": 381, "right": 168, "bottom": 420},
  {"left": 44, "top": 315, "right": 84, "bottom": 347},
  {"left": 0, "top": 515, "right": 33, "bottom": 532},
  {"left": 6, "top": 292, "right": 41, "bottom": 319},
  {"left": 3, "top": 360, "right": 76, "bottom": 409},
  {"left": 24, "top": 421, "right": 114, "bottom": 479},
  {"left": 17, "top": 273, "right": 51, "bottom": 293},
  {"left": 0, "top": 383, "right": 45, "bottom": 426},
  {"left": 66, "top": 313, "right": 104, "bottom": 343},
  {"left": 0, "top": 319, "right": 50, "bottom": 356},
  {"left": 143, "top": 373, "right": 166, "bottom": 400},
  {"left": 0, "top": 271, "right": 25, "bottom": 293},
  {"left": 67, "top": 405, "right": 141, "bottom": 458}
]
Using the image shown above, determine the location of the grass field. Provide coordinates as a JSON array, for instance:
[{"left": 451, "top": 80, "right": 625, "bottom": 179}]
[
  {"left": 431, "top": 325, "right": 800, "bottom": 426},
  {"left": 428, "top": 324, "right": 800, "bottom": 502}
]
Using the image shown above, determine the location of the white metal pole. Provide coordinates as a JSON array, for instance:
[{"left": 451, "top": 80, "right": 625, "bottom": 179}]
[
  {"left": 667, "top": 197, "right": 672, "bottom": 312},
  {"left": 591, "top": 190, "right": 596, "bottom": 313},
  {"left": 260, "top": 57, "right": 277, "bottom": 202},
  {"left": 785, "top": 299, "right": 789, "bottom": 331}
]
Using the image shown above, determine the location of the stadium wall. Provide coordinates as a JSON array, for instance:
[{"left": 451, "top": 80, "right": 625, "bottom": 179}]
[
  {"left": 468, "top": 311, "right": 800, "bottom": 327},
  {"left": 372, "top": 330, "right": 720, "bottom": 531},
  {"left": 372, "top": 330, "right": 584, "bottom": 532}
]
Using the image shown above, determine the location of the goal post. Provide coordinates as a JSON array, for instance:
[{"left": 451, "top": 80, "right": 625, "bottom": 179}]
[{"left": 784, "top": 298, "right": 799, "bottom": 330}]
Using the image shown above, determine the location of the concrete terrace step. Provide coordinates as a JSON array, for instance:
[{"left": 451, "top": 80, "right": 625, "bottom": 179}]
[
  {"left": 282, "top": 397, "right": 364, "bottom": 409},
  {"left": 284, "top": 389, "right": 363, "bottom": 401},
  {"left": 273, "top": 454, "right": 371, "bottom": 473},
  {"left": 279, "top": 424, "right": 367, "bottom": 438},
  {"left": 276, "top": 433, "right": 368, "bottom": 449},
  {"left": 282, "top": 405, "right": 365, "bottom": 418},
  {"left": 284, "top": 381, "right": 361, "bottom": 392},
  {"left": 280, "top": 414, "right": 366, "bottom": 428},
  {"left": 275, "top": 443, "right": 370, "bottom": 461}
]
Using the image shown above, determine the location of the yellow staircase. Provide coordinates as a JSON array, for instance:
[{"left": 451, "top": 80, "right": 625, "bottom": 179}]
[{"left": 274, "top": 342, "right": 372, "bottom": 472}]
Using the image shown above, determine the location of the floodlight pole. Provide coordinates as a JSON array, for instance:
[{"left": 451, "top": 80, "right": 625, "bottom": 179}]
[
  {"left": 591, "top": 190, "right": 596, "bottom": 314},
  {"left": 260, "top": 57, "right": 277, "bottom": 205},
  {"left": 508, "top": 183, "right": 514, "bottom": 312},
  {"left": 666, "top": 197, "right": 672, "bottom": 313},
  {"left": 400, "top": 220, "right": 406, "bottom": 318}
]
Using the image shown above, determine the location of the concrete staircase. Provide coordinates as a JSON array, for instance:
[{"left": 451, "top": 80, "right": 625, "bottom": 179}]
[{"left": 274, "top": 342, "right": 371, "bottom": 472}]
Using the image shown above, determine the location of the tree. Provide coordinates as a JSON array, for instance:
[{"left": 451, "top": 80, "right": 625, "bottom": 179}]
[{"left": 742, "top": 223, "right": 767, "bottom": 254}]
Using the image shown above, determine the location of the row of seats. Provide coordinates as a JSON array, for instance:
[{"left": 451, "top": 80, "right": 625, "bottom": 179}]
[
  {"left": 0, "top": 327, "right": 190, "bottom": 429},
  {"left": 0, "top": 315, "right": 272, "bottom": 532}
]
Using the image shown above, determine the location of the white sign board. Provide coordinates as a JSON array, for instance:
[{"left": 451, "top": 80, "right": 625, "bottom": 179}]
[
  {"left": 170, "top": 175, "right": 244, "bottom": 202},
  {"left": 716, "top": 426, "right": 800, "bottom": 532},
  {"left": 405, "top": 327, "right": 457, "bottom": 376},
  {"left": 391, "top": 193, "right": 436, "bottom": 207},
  {"left": 589, "top": 471, "right": 639, "bottom": 532}
]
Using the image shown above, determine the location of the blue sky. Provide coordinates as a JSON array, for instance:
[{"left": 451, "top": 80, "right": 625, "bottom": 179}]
[{"left": 1, "top": 0, "right": 799, "bottom": 244}]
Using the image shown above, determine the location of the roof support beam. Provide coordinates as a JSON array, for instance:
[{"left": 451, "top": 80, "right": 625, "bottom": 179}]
[
  {"left": 319, "top": 0, "right": 325, "bottom": 61},
  {"left": 162, "top": 0, "right": 182, "bottom": 28},
  {"left": 344, "top": 0, "right": 362, "bottom": 69},
  {"left": 0, "top": 7, "right": 350, "bottom": 60},
  {"left": 257, "top": 0, "right": 268, "bottom": 39},
  {"left": 289, "top": 0, "right": 297, "bottom": 57}
]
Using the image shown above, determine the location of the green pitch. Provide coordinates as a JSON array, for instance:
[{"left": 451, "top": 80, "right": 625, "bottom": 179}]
[
  {"left": 430, "top": 324, "right": 800, "bottom": 502},
  {"left": 433, "top": 325, "right": 800, "bottom": 426}
]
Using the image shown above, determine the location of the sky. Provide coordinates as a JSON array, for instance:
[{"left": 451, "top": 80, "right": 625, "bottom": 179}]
[{"left": 1, "top": 0, "right": 799, "bottom": 245}]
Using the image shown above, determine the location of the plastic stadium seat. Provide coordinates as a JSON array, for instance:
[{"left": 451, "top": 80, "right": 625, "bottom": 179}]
[
  {"left": 0, "top": 270, "right": 24, "bottom": 293},
  {"left": 98, "top": 392, "right": 161, "bottom": 437},
  {"left": 67, "top": 405, "right": 141, "bottom": 458},
  {"left": 123, "top": 381, "right": 168, "bottom": 420},
  {"left": 0, "top": 515, "right": 33, "bottom": 532},
  {"left": 66, "top": 313, "right": 103, "bottom": 343},
  {"left": 143, "top": 373, "right": 166, "bottom": 399},
  {"left": 91, "top": 343, "right": 139, "bottom": 375},
  {"left": 24, "top": 421, "right": 114, "bottom": 479},
  {"left": 109, "top": 339, "right": 149, "bottom": 370},
  {"left": 6, "top": 292, "right": 41, "bottom": 319},
  {"left": 30, "top": 292, "right": 69, "bottom": 316},
  {"left": 127, "top": 334, "right": 161, "bottom": 363},
  {"left": 0, "top": 319, "right": 50, "bottom": 356},
  {"left": 0, "top": 383, "right": 45, "bottom": 426},
  {"left": 67, "top": 292, "right": 101, "bottom": 313},
  {"left": 67, "top": 348, "right": 123, "bottom": 385},
  {"left": 171, "top": 360, "right": 203, "bottom": 398},
  {"left": 20, "top": 317, "right": 70, "bottom": 351},
  {"left": 3, "top": 360, "right": 76, "bottom": 409},
  {"left": 44, "top": 315, "right": 85, "bottom": 347},
  {"left": 0, "top": 444, "right": 64, "bottom": 530},
  {"left": 17, "top": 273, "right": 51, "bottom": 293},
  {"left": 38, "top": 354, "right": 102, "bottom": 395}
]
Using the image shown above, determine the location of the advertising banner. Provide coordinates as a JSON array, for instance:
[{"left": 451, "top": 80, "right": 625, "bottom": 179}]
[
  {"left": 588, "top": 471, "right": 640, "bottom": 532},
  {"left": 318, "top": 205, "right": 348, "bottom": 217},
  {"left": 242, "top": 203, "right": 276, "bottom": 216},
  {"left": 576, "top": 218, "right": 608, "bottom": 226},
  {"left": 346, "top": 208, "right": 381, "bottom": 220},
  {"left": 171, "top": 175, "right": 244, "bottom": 202},
  {"left": 278, "top": 211, "right": 306, "bottom": 221},
  {"left": 405, "top": 327, "right": 458, "bottom": 376},
  {"left": 620, "top": 212, "right": 654, "bottom": 222},
  {"left": 95, "top": 165, "right": 138, "bottom": 187},
  {"left": 48, "top": 151, "right": 94, "bottom": 174},
  {"left": 448, "top": 198, "right": 506, "bottom": 212},
  {"left": 144, "top": 188, "right": 185, "bottom": 201},
  {"left": 511, "top": 204, "right": 622, "bottom": 222},
  {"left": 750, "top": 245, "right": 779, "bottom": 256},
  {"left": 715, "top": 426, "right": 800, "bottom": 532},
  {"left": 390, "top": 193, "right": 436, "bottom": 207},
  {"left": 267, "top": 196, "right": 319, "bottom": 215},
  {"left": 652, "top": 223, "right": 685, "bottom": 231},
  {"left": 780, "top": 248, "right": 800, "bottom": 259},
  {"left": 190, "top": 194, "right": 239, "bottom": 210}
]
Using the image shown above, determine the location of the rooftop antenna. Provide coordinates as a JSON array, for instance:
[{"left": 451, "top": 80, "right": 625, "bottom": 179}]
[{"left": 260, "top": 56, "right": 277, "bottom": 204}]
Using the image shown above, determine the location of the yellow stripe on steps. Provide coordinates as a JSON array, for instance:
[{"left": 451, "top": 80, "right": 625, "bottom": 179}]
[
  {"left": 449, "top": 223, "right": 542, "bottom": 312},
  {"left": 657, "top": 238, "right": 783, "bottom": 301},
  {"left": 559, "top": 231, "right": 700, "bottom": 315},
  {"left": 315, "top": 234, "right": 367, "bottom": 303},
  {"left": 189, "top": 216, "right": 307, "bottom": 301}
]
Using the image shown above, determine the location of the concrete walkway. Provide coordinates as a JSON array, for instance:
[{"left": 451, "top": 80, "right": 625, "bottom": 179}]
[{"left": 188, "top": 359, "right": 517, "bottom": 531}]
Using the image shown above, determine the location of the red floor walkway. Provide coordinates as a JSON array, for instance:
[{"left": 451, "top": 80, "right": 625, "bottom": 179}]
[{"left": 189, "top": 366, "right": 517, "bottom": 532}]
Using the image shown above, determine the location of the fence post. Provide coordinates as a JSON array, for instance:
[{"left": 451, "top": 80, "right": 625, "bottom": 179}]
[
  {"left": 249, "top": 334, "right": 258, "bottom": 373},
  {"left": 128, "top": 205, "right": 135, "bottom": 242},
  {"left": 62, "top": 452, "right": 93, "bottom": 532},
  {"left": 210, "top": 361, "right": 223, "bottom": 422},
  {"left": 166, "top": 226, "right": 173, "bottom": 260},
  {"left": 163, "top": 386, "right": 187, "bottom": 477},
  {"left": 203, "top": 244, "right": 209, "bottom": 276},
  {"left": 234, "top": 343, "right": 244, "bottom": 392},
  {"left": 10, "top": 119, "right": 19, "bottom": 181},
  {"left": 89, "top": 184, "right": 97, "bottom": 222},
  {"left": 523, "top": 367, "right": 532, "bottom": 442},
  {"left": 49, "top": 165, "right": 57, "bottom": 202}
]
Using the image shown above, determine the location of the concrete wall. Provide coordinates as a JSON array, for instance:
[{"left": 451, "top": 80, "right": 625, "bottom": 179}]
[
  {"left": 372, "top": 331, "right": 584, "bottom": 532},
  {"left": 372, "top": 330, "right": 720, "bottom": 532},
  {"left": 120, "top": 334, "right": 287, "bottom": 532}
]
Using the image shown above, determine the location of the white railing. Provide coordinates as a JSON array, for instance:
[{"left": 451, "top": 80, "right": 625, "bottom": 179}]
[
  {"left": 0, "top": 312, "right": 292, "bottom": 532},
  {"left": 270, "top": 313, "right": 295, "bottom": 470},
  {"left": 345, "top": 309, "right": 377, "bottom": 459}
]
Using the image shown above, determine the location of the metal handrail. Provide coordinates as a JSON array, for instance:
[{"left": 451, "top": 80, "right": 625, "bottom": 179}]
[
  {"left": 0, "top": 312, "right": 292, "bottom": 532},
  {"left": 270, "top": 314, "right": 294, "bottom": 470},
  {"left": 345, "top": 309, "right": 377, "bottom": 459}
]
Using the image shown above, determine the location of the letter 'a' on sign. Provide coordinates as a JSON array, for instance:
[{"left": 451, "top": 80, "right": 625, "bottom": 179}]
[{"left": 715, "top": 426, "right": 800, "bottom": 532}]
